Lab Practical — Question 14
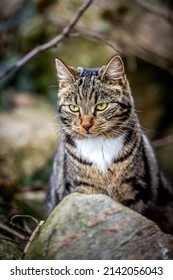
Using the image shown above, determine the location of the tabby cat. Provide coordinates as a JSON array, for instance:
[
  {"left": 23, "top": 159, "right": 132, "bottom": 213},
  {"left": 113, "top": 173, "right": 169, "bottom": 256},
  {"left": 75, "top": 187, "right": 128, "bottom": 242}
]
[{"left": 46, "top": 55, "right": 173, "bottom": 234}]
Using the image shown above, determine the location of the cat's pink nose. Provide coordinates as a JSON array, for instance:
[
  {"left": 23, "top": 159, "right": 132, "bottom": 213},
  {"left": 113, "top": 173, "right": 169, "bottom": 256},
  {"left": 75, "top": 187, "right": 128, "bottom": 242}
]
[{"left": 81, "top": 117, "right": 93, "bottom": 131}]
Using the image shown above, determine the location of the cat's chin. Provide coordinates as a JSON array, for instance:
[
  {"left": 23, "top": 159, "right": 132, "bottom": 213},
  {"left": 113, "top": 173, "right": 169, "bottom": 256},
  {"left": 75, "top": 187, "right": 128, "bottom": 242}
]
[
  {"left": 72, "top": 131, "right": 102, "bottom": 139},
  {"left": 70, "top": 129, "right": 123, "bottom": 139}
]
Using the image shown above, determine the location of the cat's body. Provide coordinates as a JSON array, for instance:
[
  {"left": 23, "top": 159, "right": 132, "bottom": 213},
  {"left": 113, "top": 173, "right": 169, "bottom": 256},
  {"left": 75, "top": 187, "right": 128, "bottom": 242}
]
[{"left": 47, "top": 56, "right": 173, "bottom": 234}]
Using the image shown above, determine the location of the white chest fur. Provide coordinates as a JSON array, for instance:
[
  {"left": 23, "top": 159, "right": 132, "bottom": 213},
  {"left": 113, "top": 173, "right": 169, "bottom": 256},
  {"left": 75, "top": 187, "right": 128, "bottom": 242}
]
[{"left": 75, "top": 136, "right": 124, "bottom": 173}]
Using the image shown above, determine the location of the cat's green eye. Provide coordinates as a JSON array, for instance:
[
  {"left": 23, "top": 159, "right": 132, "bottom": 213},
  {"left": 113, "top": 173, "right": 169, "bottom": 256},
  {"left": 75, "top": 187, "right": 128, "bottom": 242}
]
[
  {"left": 96, "top": 103, "right": 108, "bottom": 111},
  {"left": 69, "top": 104, "right": 80, "bottom": 112}
]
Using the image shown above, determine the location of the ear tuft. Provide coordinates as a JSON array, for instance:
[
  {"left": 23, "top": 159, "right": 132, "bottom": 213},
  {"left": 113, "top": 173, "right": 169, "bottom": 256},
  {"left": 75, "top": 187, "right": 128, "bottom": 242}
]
[
  {"left": 100, "top": 55, "right": 125, "bottom": 83},
  {"left": 55, "top": 59, "right": 76, "bottom": 88}
]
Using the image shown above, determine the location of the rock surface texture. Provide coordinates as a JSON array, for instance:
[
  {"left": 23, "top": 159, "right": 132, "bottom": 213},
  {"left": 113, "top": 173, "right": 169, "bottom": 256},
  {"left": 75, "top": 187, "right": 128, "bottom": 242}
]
[{"left": 25, "top": 193, "right": 173, "bottom": 260}]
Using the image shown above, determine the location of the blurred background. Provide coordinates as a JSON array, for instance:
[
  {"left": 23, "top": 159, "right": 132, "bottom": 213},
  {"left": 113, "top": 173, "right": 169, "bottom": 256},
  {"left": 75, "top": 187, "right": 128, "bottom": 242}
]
[{"left": 0, "top": 0, "right": 173, "bottom": 240}]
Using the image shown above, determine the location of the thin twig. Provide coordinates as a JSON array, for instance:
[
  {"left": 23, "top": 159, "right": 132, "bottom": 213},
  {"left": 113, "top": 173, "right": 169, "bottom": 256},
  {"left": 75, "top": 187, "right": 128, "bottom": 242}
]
[
  {"left": 135, "top": 0, "right": 173, "bottom": 23},
  {"left": 44, "top": 12, "right": 121, "bottom": 53},
  {"left": 11, "top": 214, "right": 40, "bottom": 235},
  {"left": 69, "top": 31, "right": 120, "bottom": 53},
  {"left": 153, "top": 134, "right": 173, "bottom": 148},
  {"left": 0, "top": 0, "right": 94, "bottom": 81},
  {"left": 11, "top": 214, "right": 39, "bottom": 226},
  {"left": 0, "top": 221, "right": 27, "bottom": 240},
  {"left": 22, "top": 220, "right": 45, "bottom": 259}
]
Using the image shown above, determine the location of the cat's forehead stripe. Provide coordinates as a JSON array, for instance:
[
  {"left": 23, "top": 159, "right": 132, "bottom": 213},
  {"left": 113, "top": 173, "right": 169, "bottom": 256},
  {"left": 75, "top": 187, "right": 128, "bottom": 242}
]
[
  {"left": 76, "top": 68, "right": 99, "bottom": 99},
  {"left": 80, "top": 68, "right": 99, "bottom": 78}
]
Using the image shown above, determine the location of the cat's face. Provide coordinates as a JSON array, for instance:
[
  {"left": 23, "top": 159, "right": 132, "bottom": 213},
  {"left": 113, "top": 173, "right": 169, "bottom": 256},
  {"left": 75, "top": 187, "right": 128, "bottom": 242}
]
[{"left": 56, "top": 56, "right": 134, "bottom": 139}]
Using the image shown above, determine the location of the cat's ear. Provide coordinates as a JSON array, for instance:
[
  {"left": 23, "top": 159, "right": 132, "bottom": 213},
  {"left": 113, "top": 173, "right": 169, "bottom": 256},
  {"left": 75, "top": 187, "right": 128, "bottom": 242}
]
[
  {"left": 99, "top": 55, "right": 125, "bottom": 84},
  {"left": 55, "top": 59, "right": 77, "bottom": 88}
]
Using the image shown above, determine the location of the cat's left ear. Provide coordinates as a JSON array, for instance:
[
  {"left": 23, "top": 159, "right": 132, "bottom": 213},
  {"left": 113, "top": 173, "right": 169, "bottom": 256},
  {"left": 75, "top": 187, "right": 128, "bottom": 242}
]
[
  {"left": 99, "top": 55, "right": 126, "bottom": 84},
  {"left": 55, "top": 58, "right": 77, "bottom": 88}
]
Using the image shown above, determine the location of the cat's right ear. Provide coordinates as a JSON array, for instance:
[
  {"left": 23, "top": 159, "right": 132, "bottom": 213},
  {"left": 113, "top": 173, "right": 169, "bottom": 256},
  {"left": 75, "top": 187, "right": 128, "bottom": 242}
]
[{"left": 55, "top": 59, "right": 76, "bottom": 88}]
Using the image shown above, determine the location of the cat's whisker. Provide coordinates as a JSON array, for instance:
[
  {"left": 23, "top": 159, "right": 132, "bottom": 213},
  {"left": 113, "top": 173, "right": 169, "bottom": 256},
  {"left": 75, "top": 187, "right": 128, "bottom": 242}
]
[{"left": 48, "top": 85, "right": 59, "bottom": 89}]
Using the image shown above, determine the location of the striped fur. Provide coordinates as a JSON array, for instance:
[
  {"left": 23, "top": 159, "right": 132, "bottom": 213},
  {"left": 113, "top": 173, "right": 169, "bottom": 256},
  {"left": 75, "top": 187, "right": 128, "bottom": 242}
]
[{"left": 46, "top": 56, "right": 173, "bottom": 234}]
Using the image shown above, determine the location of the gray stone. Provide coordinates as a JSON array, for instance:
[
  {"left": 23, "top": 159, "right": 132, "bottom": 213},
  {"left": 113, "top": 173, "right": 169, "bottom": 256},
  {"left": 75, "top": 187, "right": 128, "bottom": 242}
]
[{"left": 25, "top": 193, "right": 173, "bottom": 260}]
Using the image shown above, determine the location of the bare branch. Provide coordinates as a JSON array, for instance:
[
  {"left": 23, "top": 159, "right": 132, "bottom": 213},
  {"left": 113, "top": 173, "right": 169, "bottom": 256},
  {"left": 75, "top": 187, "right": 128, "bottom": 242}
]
[
  {"left": 153, "top": 134, "right": 173, "bottom": 148},
  {"left": 0, "top": 0, "right": 94, "bottom": 81},
  {"left": 11, "top": 214, "right": 39, "bottom": 226},
  {"left": 69, "top": 31, "right": 121, "bottom": 54},
  {"left": 135, "top": 0, "right": 173, "bottom": 23},
  {"left": 0, "top": 221, "right": 27, "bottom": 240},
  {"left": 22, "top": 220, "right": 45, "bottom": 259}
]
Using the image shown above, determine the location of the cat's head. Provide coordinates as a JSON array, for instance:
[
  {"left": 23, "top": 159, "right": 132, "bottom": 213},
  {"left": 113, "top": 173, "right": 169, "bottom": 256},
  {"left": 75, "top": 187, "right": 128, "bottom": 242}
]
[{"left": 55, "top": 55, "right": 134, "bottom": 139}]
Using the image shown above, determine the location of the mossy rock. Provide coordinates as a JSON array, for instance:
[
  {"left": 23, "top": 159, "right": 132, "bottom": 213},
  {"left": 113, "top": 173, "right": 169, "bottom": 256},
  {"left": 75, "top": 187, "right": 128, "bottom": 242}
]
[{"left": 25, "top": 193, "right": 173, "bottom": 260}]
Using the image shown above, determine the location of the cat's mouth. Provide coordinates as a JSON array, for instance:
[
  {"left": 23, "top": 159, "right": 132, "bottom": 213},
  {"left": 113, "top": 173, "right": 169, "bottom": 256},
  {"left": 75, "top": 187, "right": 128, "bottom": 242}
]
[
  {"left": 75, "top": 128, "right": 109, "bottom": 139},
  {"left": 77, "top": 130, "right": 100, "bottom": 138},
  {"left": 67, "top": 127, "right": 100, "bottom": 139},
  {"left": 68, "top": 121, "right": 111, "bottom": 138}
]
